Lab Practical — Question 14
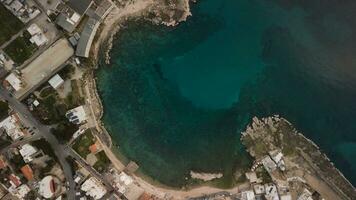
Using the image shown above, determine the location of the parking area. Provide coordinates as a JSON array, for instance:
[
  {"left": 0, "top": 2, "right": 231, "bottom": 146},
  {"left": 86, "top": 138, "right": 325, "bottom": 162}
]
[{"left": 15, "top": 39, "right": 74, "bottom": 99}]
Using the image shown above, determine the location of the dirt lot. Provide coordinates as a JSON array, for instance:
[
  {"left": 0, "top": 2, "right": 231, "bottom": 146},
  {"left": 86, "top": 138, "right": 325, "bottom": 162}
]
[{"left": 15, "top": 38, "right": 74, "bottom": 99}]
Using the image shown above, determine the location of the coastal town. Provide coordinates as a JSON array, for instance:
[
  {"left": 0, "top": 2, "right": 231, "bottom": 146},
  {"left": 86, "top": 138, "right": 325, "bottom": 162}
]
[{"left": 0, "top": 0, "right": 354, "bottom": 199}]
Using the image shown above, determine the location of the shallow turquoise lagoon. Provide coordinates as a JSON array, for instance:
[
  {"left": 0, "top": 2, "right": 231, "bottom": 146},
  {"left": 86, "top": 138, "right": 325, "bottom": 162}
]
[{"left": 98, "top": 0, "right": 356, "bottom": 187}]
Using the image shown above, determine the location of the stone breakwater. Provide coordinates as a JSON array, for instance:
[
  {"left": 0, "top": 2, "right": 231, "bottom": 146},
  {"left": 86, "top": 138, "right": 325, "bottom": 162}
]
[
  {"left": 190, "top": 171, "right": 223, "bottom": 182},
  {"left": 241, "top": 116, "right": 356, "bottom": 200}
]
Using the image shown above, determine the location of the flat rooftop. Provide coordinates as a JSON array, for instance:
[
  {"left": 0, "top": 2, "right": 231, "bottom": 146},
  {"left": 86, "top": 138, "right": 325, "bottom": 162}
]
[{"left": 76, "top": 18, "right": 99, "bottom": 58}]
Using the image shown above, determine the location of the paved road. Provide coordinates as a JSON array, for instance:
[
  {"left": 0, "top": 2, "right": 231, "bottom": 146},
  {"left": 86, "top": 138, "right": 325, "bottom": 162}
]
[
  {"left": 64, "top": 145, "right": 124, "bottom": 198},
  {"left": 64, "top": 146, "right": 113, "bottom": 190},
  {"left": 0, "top": 88, "right": 76, "bottom": 200},
  {"left": 188, "top": 192, "right": 231, "bottom": 200},
  {"left": 0, "top": 134, "right": 41, "bottom": 154}
]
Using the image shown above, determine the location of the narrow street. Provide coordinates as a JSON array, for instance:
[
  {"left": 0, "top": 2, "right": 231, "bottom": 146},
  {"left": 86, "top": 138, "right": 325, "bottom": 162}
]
[
  {"left": 64, "top": 146, "right": 113, "bottom": 190},
  {"left": 0, "top": 134, "right": 41, "bottom": 154},
  {"left": 0, "top": 88, "right": 76, "bottom": 200}
]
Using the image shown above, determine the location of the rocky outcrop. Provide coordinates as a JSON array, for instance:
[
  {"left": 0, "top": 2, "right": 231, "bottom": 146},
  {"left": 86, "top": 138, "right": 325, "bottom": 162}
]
[
  {"left": 146, "top": 0, "right": 194, "bottom": 26},
  {"left": 190, "top": 171, "right": 223, "bottom": 182},
  {"left": 241, "top": 116, "right": 356, "bottom": 200}
]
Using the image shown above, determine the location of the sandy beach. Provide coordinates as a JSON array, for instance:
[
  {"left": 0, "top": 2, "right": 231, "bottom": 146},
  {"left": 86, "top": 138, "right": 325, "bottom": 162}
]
[
  {"left": 85, "top": 0, "right": 251, "bottom": 199},
  {"left": 83, "top": 1, "right": 356, "bottom": 199}
]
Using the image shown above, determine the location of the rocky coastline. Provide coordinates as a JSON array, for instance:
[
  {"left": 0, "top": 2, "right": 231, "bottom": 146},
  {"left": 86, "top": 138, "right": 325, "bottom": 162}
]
[
  {"left": 82, "top": 0, "right": 355, "bottom": 198},
  {"left": 241, "top": 116, "right": 356, "bottom": 199},
  {"left": 90, "top": 0, "right": 195, "bottom": 65},
  {"left": 80, "top": 0, "right": 250, "bottom": 198},
  {"left": 87, "top": 0, "right": 196, "bottom": 146}
]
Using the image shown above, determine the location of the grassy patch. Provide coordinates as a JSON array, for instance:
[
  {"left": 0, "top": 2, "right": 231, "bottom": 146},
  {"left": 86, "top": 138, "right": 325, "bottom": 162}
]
[
  {"left": 93, "top": 151, "right": 110, "bottom": 173},
  {"left": 31, "top": 78, "right": 84, "bottom": 127},
  {"left": 34, "top": 89, "right": 58, "bottom": 124},
  {"left": 0, "top": 4, "right": 24, "bottom": 45},
  {"left": 4, "top": 32, "right": 37, "bottom": 64},
  {"left": 35, "top": 94, "right": 65, "bottom": 124},
  {"left": 51, "top": 121, "right": 78, "bottom": 143},
  {"left": 72, "top": 130, "right": 95, "bottom": 158},
  {"left": 33, "top": 86, "right": 69, "bottom": 125},
  {"left": 65, "top": 80, "right": 84, "bottom": 109},
  {"left": 39, "top": 86, "right": 55, "bottom": 98},
  {"left": 58, "top": 64, "right": 75, "bottom": 80}
]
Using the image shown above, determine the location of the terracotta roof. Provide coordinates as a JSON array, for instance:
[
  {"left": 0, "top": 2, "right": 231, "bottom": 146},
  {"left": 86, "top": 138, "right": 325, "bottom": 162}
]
[
  {"left": 13, "top": 113, "right": 20, "bottom": 124},
  {"left": 89, "top": 143, "right": 97, "bottom": 153},
  {"left": 9, "top": 174, "right": 21, "bottom": 187},
  {"left": 0, "top": 158, "right": 6, "bottom": 169},
  {"left": 20, "top": 165, "right": 34, "bottom": 181}
]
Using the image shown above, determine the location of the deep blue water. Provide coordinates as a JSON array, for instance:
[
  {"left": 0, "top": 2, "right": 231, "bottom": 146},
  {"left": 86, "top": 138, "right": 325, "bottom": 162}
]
[{"left": 97, "top": 0, "right": 356, "bottom": 187}]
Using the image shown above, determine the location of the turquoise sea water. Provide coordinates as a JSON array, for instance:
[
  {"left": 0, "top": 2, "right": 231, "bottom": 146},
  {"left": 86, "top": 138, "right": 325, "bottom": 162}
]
[{"left": 97, "top": 0, "right": 356, "bottom": 187}]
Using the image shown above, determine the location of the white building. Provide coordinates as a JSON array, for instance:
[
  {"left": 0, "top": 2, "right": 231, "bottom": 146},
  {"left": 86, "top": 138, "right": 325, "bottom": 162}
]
[
  {"left": 112, "top": 172, "right": 133, "bottom": 194},
  {"left": 72, "top": 128, "right": 86, "bottom": 140},
  {"left": 241, "top": 190, "right": 255, "bottom": 200},
  {"left": 265, "top": 183, "right": 280, "bottom": 200},
  {"left": 48, "top": 74, "right": 64, "bottom": 89},
  {"left": 9, "top": 0, "right": 23, "bottom": 12},
  {"left": 0, "top": 115, "right": 24, "bottom": 141},
  {"left": 30, "top": 34, "right": 48, "bottom": 46},
  {"left": 297, "top": 189, "right": 313, "bottom": 200},
  {"left": 66, "top": 106, "right": 87, "bottom": 124},
  {"left": 27, "top": 23, "right": 48, "bottom": 46},
  {"left": 111, "top": 172, "right": 144, "bottom": 200},
  {"left": 253, "top": 184, "right": 265, "bottom": 195},
  {"left": 33, "top": 100, "right": 40, "bottom": 107},
  {"left": 9, "top": 184, "right": 31, "bottom": 199},
  {"left": 5, "top": 73, "right": 22, "bottom": 91},
  {"left": 280, "top": 194, "right": 292, "bottom": 200},
  {"left": 245, "top": 172, "right": 260, "bottom": 184},
  {"left": 27, "top": 24, "right": 41, "bottom": 35},
  {"left": 19, "top": 144, "right": 38, "bottom": 163},
  {"left": 81, "top": 177, "right": 107, "bottom": 200},
  {"left": 39, "top": 176, "right": 56, "bottom": 199},
  {"left": 69, "top": 13, "right": 81, "bottom": 24},
  {"left": 269, "top": 150, "right": 286, "bottom": 171},
  {"left": 262, "top": 156, "right": 277, "bottom": 173},
  {"left": 0, "top": 53, "right": 15, "bottom": 70}
]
